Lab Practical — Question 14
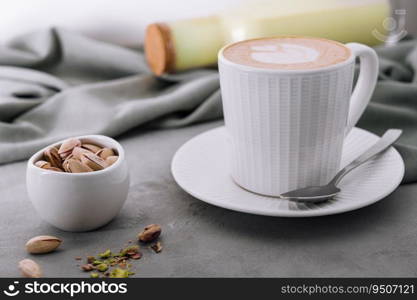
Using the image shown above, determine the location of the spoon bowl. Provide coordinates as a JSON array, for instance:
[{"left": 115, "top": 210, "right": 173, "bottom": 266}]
[
  {"left": 280, "top": 129, "right": 402, "bottom": 203},
  {"left": 281, "top": 185, "right": 341, "bottom": 202}
]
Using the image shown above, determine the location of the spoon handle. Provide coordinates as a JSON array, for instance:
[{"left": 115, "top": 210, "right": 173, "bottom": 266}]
[{"left": 330, "top": 129, "right": 402, "bottom": 186}]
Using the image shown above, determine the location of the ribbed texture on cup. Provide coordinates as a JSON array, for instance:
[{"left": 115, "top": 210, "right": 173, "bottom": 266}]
[{"left": 219, "top": 62, "right": 355, "bottom": 196}]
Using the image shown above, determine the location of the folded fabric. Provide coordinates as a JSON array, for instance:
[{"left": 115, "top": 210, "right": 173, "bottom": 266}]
[{"left": 0, "top": 28, "right": 416, "bottom": 183}]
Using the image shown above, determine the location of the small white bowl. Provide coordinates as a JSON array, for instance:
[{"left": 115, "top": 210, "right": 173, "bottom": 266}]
[{"left": 26, "top": 135, "right": 130, "bottom": 232}]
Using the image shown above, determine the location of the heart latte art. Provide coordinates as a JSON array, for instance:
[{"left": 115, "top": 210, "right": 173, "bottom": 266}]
[
  {"left": 250, "top": 44, "right": 319, "bottom": 65},
  {"left": 222, "top": 37, "right": 350, "bottom": 70}
]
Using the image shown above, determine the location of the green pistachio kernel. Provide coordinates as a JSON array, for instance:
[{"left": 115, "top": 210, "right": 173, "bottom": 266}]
[
  {"left": 90, "top": 272, "right": 99, "bottom": 278},
  {"left": 109, "top": 268, "right": 130, "bottom": 278},
  {"left": 98, "top": 249, "right": 112, "bottom": 259},
  {"left": 96, "top": 263, "right": 108, "bottom": 272},
  {"left": 107, "top": 258, "right": 116, "bottom": 265},
  {"left": 121, "top": 245, "right": 139, "bottom": 256}
]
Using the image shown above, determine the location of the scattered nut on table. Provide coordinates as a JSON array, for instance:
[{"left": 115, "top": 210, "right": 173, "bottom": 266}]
[
  {"left": 25, "top": 235, "right": 62, "bottom": 254},
  {"left": 138, "top": 224, "right": 162, "bottom": 242},
  {"left": 18, "top": 259, "right": 42, "bottom": 278},
  {"left": 151, "top": 241, "right": 163, "bottom": 253}
]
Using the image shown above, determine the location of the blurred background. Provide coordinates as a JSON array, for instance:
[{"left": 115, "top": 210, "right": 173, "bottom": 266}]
[
  {"left": 0, "top": 0, "right": 241, "bottom": 46},
  {"left": 1, "top": 0, "right": 416, "bottom": 47}
]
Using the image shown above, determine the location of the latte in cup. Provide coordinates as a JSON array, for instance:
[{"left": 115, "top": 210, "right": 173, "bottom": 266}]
[
  {"left": 222, "top": 36, "right": 351, "bottom": 70},
  {"left": 218, "top": 36, "right": 379, "bottom": 196}
]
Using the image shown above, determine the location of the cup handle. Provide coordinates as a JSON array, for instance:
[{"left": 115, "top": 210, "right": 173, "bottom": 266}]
[{"left": 345, "top": 43, "right": 379, "bottom": 135}]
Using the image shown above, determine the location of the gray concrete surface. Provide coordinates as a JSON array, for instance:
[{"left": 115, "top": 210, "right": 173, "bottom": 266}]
[{"left": 1, "top": 120, "right": 417, "bottom": 277}]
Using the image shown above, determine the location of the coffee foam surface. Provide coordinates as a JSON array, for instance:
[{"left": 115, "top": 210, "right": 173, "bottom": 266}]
[{"left": 222, "top": 37, "right": 351, "bottom": 70}]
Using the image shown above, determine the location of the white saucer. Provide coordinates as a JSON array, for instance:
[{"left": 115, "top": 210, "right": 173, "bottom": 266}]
[{"left": 172, "top": 127, "right": 405, "bottom": 217}]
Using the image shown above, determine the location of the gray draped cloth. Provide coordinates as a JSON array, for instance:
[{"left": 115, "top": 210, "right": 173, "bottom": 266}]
[{"left": 0, "top": 28, "right": 416, "bottom": 183}]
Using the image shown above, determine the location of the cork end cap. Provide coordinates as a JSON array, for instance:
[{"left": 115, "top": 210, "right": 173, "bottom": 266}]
[{"left": 145, "top": 23, "right": 174, "bottom": 75}]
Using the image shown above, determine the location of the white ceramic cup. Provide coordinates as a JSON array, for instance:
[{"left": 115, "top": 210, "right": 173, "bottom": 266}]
[
  {"left": 218, "top": 38, "right": 379, "bottom": 196},
  {"left": 26, "top": 135, "right": 130, "bottom": 232}
]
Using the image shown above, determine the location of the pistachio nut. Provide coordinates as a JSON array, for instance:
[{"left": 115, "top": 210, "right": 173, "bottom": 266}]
[
  {"left": 25, "top": 235, "right": 62, "bottom": 254},
  {"left": 63, "top": 153, "right": 74, "bottom": 162},
  {"left": 105, "top": 156, "right": 118, "bottom": 167},
  {"left": 64, "top": 158, "right": 93, "bottom": 173},
  {"left": 18, "top": 259, "right": 42, "bottom": 278},
  {"left": 62, "top": 153, "right": 75, "bottom": 169},
  {"left": 138, "top": 224, "right": 162, "bottom": 243},
  {"left": 62, "top": 159, "right": 71, "bottom": 172},
  {"left": 44, "top": 147, "right": 62, "bottom": 168},
  {"left": 96, "top": 148, "right": 115, "bottom": 160},
  {"left": 82, "top": 143, "right": 102, "bottom": 153},
  {"left": 35, "top": 160, "right": 51, "bottom": 169},
  {"left": 58, "top": 138, "right": 81, "bottom": 159},
  {"left": 72, "top": 147, "right": 92, "bottom": 160},
  {"left": 80, "top": 152, "right": 107, "bottom": 171}
]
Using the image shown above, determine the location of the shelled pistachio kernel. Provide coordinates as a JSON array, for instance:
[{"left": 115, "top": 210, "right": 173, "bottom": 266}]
[
  {"left": 96, "top": 264, "right": 108, "bottom": 272},
  {"left": 98, "top": 249, "right": 112, "bottom": 259},
  {"left": 109, "top": 268, "right": 134, "bottom": 278}
]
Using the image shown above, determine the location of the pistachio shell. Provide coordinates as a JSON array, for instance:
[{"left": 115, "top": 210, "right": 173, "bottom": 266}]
[
  {"left": 62, "top": 153, "right": 73, "bottom": 165},
  {"left": 96, "top": 148, "right": 115, "bottom": 160},
  {"left": 81, "top": 264, "right": 94, "bottom": 272},
  {"left": 138, "top": 224, "right": 161, "bottom": 242},
  {"left": 44, "top": 147, "right": 62, "bottom": 168},
  {"left": 25, "top": 235, "right": 62, "bottom": 254},
  {"left": 63, "top": 158, "right": 93, "bottom": 173},
  {"left": 82, "top": 143, "right": 102, "bottom": 153},
  {"left": 151, "top": 241, "right": 163, "bottom": 253},
  {"left": 58, "top": 138, "right": 81, "bottom": 159},
  {"left": 105, "top": 156, "right": 118, "bottom": 167},
  {"left": 72, "top": 147, "right": 92, "bottom": 160},
  {"left": 19, "top": 259, "right": 42, "bottom": 278},
  {"left": 80, "top": 153, "right": 107, "bottom": 171},
  {"left": 62, "top": 160, "right": 70, "bottom": 172},
  {"left": 35, "top": 160, "right": 51, "bottom": 169}
]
